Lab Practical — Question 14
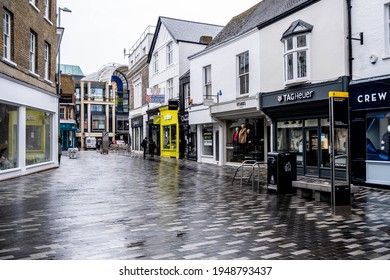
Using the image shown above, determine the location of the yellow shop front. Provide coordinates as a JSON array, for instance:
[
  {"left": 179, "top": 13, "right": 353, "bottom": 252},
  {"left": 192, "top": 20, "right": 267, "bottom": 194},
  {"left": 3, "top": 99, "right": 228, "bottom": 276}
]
[{"left": 159, "top": 106, "right": 179, "bottom": 159}]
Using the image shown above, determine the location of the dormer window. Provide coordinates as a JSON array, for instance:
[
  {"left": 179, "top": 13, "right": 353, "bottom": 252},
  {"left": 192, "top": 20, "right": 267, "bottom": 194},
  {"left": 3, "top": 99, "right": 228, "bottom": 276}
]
[{"left": 281, "top": 20, "right": 313, "bottom": 86}]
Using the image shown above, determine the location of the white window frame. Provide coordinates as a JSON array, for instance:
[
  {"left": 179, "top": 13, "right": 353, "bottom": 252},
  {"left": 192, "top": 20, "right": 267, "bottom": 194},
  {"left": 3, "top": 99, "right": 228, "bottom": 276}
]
[
  {"left": 3, "top": 10, "right": 11, "bottom": 61},
  {"left": 44, "top": 42, "right": 50, "bottom": 80},
  {"left": 167, "top": 78, "right": 174, "bottom": 100},
  {"left": 29, "top": 31, "right": 37, "bottom": 73},
  {"left": 203, "top": 65, "right": 212, "bottom": 99},
  {"left": 237, "top": 51, "right": 249, "bottom": 95},
  {"left": 184, "top": 82, "right": 190, "bottom": 109},
  {"left": 44, "top": 0, "right": 50, "bottom": 19},
  {"left": 283, "top": 34, "right": 310, "bottom": 86},
  {"left": 386, "top": 4, "right": 390, "bottom": 56},
  {"left": 153, "top": 52, "right": 159, "bottom": 74},
  {"left": 133, "top": 78, "right": 142, "bottom": 108},
  {"left": 60, "top": 107, "right": 65, "bottom": 119},
  {"left": 29, "top": 0, "right": 40, "bottom": 12},
  {"left": 166, "top": 42, "right": 173, "bottom": 66}
]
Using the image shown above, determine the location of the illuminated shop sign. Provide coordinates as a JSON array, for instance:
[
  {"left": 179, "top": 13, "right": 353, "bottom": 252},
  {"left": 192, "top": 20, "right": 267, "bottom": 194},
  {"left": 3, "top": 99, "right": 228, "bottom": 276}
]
[
  {"left": 356, "top": 92, "right": 387, "bottom": 104},
  {"left": 277, "top": 91, "right": 314, "bottom": 103},
  {"left": 350, "top": 82, "right": 390, "bottom": 110}
]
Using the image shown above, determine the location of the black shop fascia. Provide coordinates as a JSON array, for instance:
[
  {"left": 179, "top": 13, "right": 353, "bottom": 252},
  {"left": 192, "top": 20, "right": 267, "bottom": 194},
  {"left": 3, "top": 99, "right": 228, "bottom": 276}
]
[
  {"left": 260, "top": 76, "right": 349, "bottom": 179},
  {"left": 349, "top": 76, "right": 390, "bottom": 188}
]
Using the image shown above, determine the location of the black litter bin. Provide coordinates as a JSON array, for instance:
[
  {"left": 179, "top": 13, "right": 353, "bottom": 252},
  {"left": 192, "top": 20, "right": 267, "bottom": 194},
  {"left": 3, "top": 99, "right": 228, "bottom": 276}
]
[
  {"left": 334, "top": 185, "right": 351, "bottom": 206},
  {"left": 267, "top": 152, "right": 297, "bottom": 193}
]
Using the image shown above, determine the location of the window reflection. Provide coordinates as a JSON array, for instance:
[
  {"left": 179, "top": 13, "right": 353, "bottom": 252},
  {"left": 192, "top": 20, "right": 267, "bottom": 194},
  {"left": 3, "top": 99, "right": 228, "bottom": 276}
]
[
  {"left": 0, "top": 103, "right": 18, "bottom": 170},
  {"left": 367, "top": 111, "right": 390, "bottom": 161},
  {"left": 163, "top": 125, "right": 176, "bottom": 150},
  {"left": 26, "top": 108, "right": 52, "bottom": 165},
  {"left": 277, "top": 120, "right": 303, "bottom": 166}
]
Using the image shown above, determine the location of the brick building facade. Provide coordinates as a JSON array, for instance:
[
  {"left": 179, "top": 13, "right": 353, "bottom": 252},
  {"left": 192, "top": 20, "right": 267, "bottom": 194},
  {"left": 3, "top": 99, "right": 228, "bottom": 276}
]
[{"left": 0, "top": 0, "right": 60, "bottom": 181}]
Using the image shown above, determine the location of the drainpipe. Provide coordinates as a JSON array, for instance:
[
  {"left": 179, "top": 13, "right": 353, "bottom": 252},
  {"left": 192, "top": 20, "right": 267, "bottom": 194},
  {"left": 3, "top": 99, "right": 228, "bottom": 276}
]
[{"left": 346, "top": 0, "right": 353, "bottom": 79}]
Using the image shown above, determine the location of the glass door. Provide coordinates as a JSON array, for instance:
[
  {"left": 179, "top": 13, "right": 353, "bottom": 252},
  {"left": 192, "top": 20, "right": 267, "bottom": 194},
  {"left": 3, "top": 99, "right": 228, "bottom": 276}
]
[{"left": 305, "top": 127, "right": 319, "bottom": 176}]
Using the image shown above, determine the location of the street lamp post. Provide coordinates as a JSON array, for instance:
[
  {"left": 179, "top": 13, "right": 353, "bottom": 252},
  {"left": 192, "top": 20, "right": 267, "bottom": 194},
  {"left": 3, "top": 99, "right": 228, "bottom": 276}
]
[
  {"left": 57, "top": 7, "right": 71, "bottom": 163},
  {"left": 57, "top": 7, "right": 72, "bottom": 97}
]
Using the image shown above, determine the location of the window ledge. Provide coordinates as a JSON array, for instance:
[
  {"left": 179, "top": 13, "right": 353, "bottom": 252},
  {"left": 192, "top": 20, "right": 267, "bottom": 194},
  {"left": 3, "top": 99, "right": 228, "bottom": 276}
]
[
  {"left": 29, "top": 71, "right": 40, "bottom": 79},
  {"left": 237, "top": 94, "right": 249, "bottom": 99},
  {"left": 2, "top": 57, "right": 17, "bottom": 68},
  {"left": 284, "top": 79, "right": 309, "bottom": 87},
  {"left": 29, "top": 2, "right": 40, "bottom": 13},
  {"left": 44, "top": 17, "right": 54, "bottom": 26},
  {"left": 44, "top": 78, "right": 53, "bottom": 85}
]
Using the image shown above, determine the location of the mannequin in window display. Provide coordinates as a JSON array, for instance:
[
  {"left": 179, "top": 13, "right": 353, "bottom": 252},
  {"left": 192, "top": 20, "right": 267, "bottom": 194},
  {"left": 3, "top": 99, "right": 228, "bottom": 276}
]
[
  {"left": 233, "top": 127, "right": 239, "bottom": 149},
  {"left": 238, "top": 124, "right": 247, "bottom": 154},
  {"left": 380, "top": 124, "right": 390, "bottom": 155}
]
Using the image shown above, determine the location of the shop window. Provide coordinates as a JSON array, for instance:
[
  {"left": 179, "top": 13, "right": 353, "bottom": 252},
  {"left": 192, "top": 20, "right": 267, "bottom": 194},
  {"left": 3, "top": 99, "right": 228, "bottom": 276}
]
[
  {"left": 92, "top": 115, "right": 105, "bottom": 131},
  {"left": 202, "top": 125, "right": 213, "bottom": 156},
  {"left": 91, "top": 105, "right": 104, "bottom": 112},
  {"left": 91, "top": 88, "right": 104, "bottom": 100},
  {"left": 238, "top": 52, "right": 249, "bottom": 95},
  {"left": 320, "top": 119, "right": 330, "bottom": 168},
  {"left": 0, "top": 103, "right": 18, "bottom": 170},
  {"left": 163, "top": 125, "right": 176, "bottom": 150},
  {"left": 277, "top": 120, "right": 303, "bottom": 166},
  {"left": 26, "top": 109, "right": 52, "bottom": 165},
  {"left": 367, "top": 111, "right": 390, "bottom": 161},
  {"left": 117, "top": 119, "right": 128, "bottom": 132},
  {"left": 281, "top": 20, "right": 312, "bottom": 86}
]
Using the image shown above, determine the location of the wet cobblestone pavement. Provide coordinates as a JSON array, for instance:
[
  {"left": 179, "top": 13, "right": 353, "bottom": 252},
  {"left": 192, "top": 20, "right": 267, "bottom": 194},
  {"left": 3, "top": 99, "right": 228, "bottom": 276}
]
[{"left": 0, "top": 151, "right": 389, "bottom": 260}]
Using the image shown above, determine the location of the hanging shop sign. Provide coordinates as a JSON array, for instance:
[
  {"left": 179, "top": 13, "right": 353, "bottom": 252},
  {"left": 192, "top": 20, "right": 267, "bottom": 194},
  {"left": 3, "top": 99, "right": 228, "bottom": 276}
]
[
  {"left": 168, "top": 100, "right": 179, "bottom": 110},
  {"left": 147, "top": 88, "right": 165, "bottom": 104}
]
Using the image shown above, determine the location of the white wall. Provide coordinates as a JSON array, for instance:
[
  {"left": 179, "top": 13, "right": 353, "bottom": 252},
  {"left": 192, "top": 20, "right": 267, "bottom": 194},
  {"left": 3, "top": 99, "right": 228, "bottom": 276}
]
[
  {"left": 351, "top": 0, "right": 390, "bottom": 80},
  {"left": 190, "top": 29, "right": 261, "bottom": 105},
  {"left": 259, "top": 0, "right": 349, "bottom": 92}
]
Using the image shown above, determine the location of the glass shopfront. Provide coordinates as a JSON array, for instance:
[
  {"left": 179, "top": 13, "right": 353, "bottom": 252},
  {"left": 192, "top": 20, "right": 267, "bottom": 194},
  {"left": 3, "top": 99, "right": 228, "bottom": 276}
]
[
  {"left": 261, "top": 76, "right": 349, "bottom": 179},
  {"left": 26, "top": 108, "right": 52, "bottom": 165},
  {"left": 202, "top": 124, "right": 213, "bottom": 156},
  {"left": 275, "top": 118, "right": 346, "bottom": 177},
  {"left": 0, "top": 103, "right": 18, "bottom": 171},
  {"left": 131, "top": 116, "right": 143, "bottom": 151},
  {"left": 160, "top": 106, "right": 179, "bottom": 158},
  {"left": 366, "top": 111, "right": 390, "bottom": 161},
  {"left": 350, "top": 78, "right": 390, "bottom": 187},
  {"left": 226, "top": 118, "right": 265, "bottom": 162}
]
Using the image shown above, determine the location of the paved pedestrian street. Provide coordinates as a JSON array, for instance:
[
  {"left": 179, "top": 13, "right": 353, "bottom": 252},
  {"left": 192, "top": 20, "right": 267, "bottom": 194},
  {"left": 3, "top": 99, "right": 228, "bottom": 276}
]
[{"left": 0, "top": 151, "right": 389, "bottom": 260}]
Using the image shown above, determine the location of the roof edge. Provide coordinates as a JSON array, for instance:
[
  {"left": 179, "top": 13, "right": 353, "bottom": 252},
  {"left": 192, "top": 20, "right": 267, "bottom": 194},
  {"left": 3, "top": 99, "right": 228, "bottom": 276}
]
[{"left": 257, "top": 0, "right": 321, "bottom": 30}]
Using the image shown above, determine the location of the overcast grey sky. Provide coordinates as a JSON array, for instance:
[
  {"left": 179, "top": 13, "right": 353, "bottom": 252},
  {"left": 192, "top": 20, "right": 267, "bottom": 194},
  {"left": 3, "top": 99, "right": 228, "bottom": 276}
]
[{"left": 57, "top": 0, "right": 261, "bottom": 75}]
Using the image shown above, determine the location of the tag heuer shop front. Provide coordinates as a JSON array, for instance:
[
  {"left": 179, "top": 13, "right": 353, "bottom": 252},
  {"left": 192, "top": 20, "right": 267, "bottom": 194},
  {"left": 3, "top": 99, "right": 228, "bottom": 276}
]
[{"left": 261, "top": 77, "right": 349, "bottom": 179}]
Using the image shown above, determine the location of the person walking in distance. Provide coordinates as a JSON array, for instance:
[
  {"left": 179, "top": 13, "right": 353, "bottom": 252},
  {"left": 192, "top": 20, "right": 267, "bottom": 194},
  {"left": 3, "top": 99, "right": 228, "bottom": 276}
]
[
  {"left": 141, "top": 137, "right": 148, "bottom": 159},
  {"left": 149, "top": 139, "right": 156, "bottom": 157}
]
